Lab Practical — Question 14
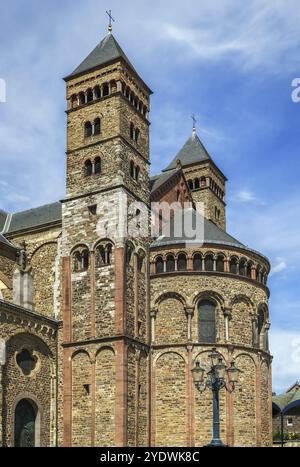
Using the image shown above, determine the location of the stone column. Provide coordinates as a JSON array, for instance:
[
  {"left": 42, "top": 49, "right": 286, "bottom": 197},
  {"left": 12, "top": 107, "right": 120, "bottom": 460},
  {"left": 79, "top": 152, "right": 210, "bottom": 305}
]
[
  {"left": 223, "top": 308, "right": 232, "bottom": 342},
  {"left": 185, "top": 308, "right": 194, "bottom": 342},
  {"left": 150, "top": 309, "right": 157, "bottom": 344},
  {"left": 224, "top": 258, "right": 230, "bottom": 273},
  {"left": 0, "top": 339, "right": 5, "bottom": 447},
  {"left": 116, "top": 80, "right": 122, "bottom": 92}
]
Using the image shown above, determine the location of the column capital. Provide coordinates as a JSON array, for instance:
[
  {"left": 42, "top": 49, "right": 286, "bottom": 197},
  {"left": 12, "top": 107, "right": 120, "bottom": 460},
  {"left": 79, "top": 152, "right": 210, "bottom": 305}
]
[
  {"left": 150, "top": 308, "right": 158, "bottom": 319},
  {"left": 185, "top": 307, "right": 194, "bottom": 317}
]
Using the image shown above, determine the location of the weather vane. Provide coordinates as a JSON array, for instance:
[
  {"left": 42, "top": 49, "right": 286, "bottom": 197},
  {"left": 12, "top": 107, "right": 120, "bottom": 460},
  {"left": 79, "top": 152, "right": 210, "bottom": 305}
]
[{"left": 106, "top": 10, "right": 115, "bottom": 33}]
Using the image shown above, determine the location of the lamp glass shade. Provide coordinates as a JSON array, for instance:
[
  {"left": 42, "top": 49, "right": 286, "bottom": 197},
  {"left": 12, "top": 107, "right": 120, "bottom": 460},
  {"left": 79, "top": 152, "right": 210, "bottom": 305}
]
[
  {"left": 215, "top": 357, "right": 226, "bottom": 379},
  {"left": 192, "top": 360, "right": 205, "bottom": 384},
  {"left": 209, "top": 348, "right": 220, "bottom": 367},
  {"left": 227, "top": 362, "right": 240, "bottom": 384}
]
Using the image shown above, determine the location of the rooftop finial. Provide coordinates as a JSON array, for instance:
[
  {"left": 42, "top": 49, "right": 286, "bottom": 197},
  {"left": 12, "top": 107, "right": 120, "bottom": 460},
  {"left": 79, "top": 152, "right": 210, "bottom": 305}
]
[
  {"left": 106, "top": 9, "right": 115, "bottom": 33},
  {"left": 191, "top": 114, "right": 197, "bottom": 138}
]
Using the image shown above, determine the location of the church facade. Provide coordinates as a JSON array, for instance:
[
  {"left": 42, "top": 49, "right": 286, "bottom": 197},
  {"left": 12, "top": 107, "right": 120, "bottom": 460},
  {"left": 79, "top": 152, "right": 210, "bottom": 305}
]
[{"left": 0, "top": 29, "right": 272, "bottom": 447}]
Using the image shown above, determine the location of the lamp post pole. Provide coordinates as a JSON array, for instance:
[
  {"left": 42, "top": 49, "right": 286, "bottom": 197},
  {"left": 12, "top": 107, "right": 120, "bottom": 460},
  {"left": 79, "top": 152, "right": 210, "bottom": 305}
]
[{"left": 192, "top": 348, "right": 241, "bottom": 448}]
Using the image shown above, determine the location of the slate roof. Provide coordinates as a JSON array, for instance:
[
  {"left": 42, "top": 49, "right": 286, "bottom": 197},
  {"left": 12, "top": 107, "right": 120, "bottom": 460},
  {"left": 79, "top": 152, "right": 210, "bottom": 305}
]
[
  {"left": 0, "top": 233, "right": 17, "bottom": 251},
  {"left": 273, "top": 390, "right": 300, "bottom": 414},
  {"left": 150, "top": 169, "right": 179, "bottom": 194},
  {"left": 0, "top": 209, "right": 7, "bottom": 231},
  {"left": 65, "top": 33, "right": 138, "bottom": 81},
  {"left": 163, "top": 132, "right": 213, "bottom": 172},
  {"left": 5, "top": 202, "right": 62, "bottom": 234},
  {"left": 151, "top": 207, "right": 262, "bottom": 256}
]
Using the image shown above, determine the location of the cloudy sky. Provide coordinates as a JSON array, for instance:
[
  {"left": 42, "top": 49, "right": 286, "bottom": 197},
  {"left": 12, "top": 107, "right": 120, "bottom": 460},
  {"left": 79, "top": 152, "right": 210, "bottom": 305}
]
[{"left": 1, "top": 0, "right": 300, "bottom": 392}]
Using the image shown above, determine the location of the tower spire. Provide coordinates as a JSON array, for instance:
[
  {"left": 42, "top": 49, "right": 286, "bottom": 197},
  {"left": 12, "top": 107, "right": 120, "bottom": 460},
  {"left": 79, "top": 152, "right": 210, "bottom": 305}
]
[{"left": 106, "top": 9, "right": 115, "bottom": 33}]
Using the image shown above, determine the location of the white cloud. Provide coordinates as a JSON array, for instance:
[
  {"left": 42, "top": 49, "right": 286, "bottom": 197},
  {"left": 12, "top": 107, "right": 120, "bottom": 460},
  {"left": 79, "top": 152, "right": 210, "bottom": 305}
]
[
  {"left": 271, "top": 258, "right": 287, "bottom": 275},
  {"left": 270, "top": 328, "right": 300, "bottom": 394},
  {"left": 233, "top": 190, "right": 257, "bottom": 203}
]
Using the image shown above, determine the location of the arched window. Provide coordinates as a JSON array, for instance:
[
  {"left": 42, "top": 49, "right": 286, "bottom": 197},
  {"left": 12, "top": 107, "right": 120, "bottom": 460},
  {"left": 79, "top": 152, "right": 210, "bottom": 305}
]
[
  {"left": 71, "top": 94, "right": 77, "bottom": 109},
  {"left": 102, "top": 84, "right": 109, "bottom": 97},
  {"left": 78, "top": 92, "right": 85, "bottom": 106},
  {"left": 258, "top": 309, "right": 265, "bottom": 337},
  {"left": 84, "top": 159, "right": 93, "bottom": 177},
  {"left": 86, "top": 89, "right": 93, "bottom": 103},
  {"left": 130, "top": 123, "right": 135, "bottom": 140},
  {"left": 155, "top": 257, "right": 164, "bottom": 274},
  {"left": 94, "top": 86, "right": 101, "bottom": 99},
  {"left": 216, "top": 255, "right": 224, "bottom": 272},
  {"left": 137, "top": 252, "right": 145, "bottom": 272},
  {"left": 177, "top": 253, "right": 187, "bottom": 271},
  {"left": 230, "top": 257, "right": 238, "bottom": 274},
  {"left": 135, "top": 165, "right": 140, "bottom": 181},
  {"left": 166, "top": 255, "right": 175, "bottom": 272},
  {"left": 82, "top": 250, "right": 89, "bottom": 270},
  {"left": 130, "top": 160, "right": 135, "bottom": 178},
  {"left": 135, "top": 129, "right": 140, "bottom": 143},
  {"left": 193, "top": 254, "right": 202, "bottom": 271},
  {"left": 96, "top": 243, "right": 113, "bottom": 267},
  {"left": 94, "top": 157, "right": 101, "bottom": 174},
  {"left": 205, "top": 254, "right": 214, "bottom": 271},
  {"left": 84, "top": 121, "right": 93, "bottom": 138},
  {"left": 194, "top": 178, "right": 200, "bottom": 190},
  {"left": 94, "top": 118, "right": 101, "bottom": 135},
  {"left": 73, "top": 251, "right": 81, "bottom": 272},
  {"left": 239, "top": 259, "right": 247, "bottom": 276},
  {"left": 199, "top": 300, "right": 216, "bottom": 343},
  {"left": 126, "top": 244, "right": 134, "bottom": 266},
  {"left": 247, "top": 263, "right": 252, "bottom": 279},
  {"left": 15, "top": 399, "right": 38, "bottom": 447},
  {"left": 188, "top": 180, "right": 194, "bottom": 190}
]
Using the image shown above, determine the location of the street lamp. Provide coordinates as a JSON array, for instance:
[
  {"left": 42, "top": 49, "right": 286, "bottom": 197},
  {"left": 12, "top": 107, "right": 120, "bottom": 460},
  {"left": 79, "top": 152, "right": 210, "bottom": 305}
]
[{"left": 192, "top": 348, "right": 241, "bottom": 447}]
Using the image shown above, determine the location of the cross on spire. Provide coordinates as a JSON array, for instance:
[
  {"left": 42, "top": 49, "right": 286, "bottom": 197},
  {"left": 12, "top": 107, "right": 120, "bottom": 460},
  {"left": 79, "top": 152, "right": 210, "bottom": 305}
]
[
  {"left": 106, "top": 10, "right": 115, "bottom": 33},
  {"left": 191, "top": 114, "right": 197, "bottom": 137}
]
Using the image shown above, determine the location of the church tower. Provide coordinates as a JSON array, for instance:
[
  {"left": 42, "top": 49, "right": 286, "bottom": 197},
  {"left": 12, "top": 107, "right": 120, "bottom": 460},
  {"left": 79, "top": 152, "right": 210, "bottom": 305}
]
[
  {"left": 60, "top": 26, "right": 152, "bottom": 447},
  {"left": 163, "top": 126, "right": 227, "bottom": 230}
]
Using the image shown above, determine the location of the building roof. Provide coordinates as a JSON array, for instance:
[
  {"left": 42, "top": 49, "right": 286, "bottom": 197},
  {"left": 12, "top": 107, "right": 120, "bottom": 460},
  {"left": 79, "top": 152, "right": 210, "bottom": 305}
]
[
  {"left": 273, "top": 389, "right": 300, "bottom": 414},
  {"left": 151, "top": 207, "right": 267, "bottom": 260},
  {"left": 0, "top": 233, "right": 17, "bottom": 251},
  {"left": 163, "top": 132, "right": 213, "bottom": 172},
  {"left": 65, "top": 33, "right": 138, "bottom": 81},
  {"left": 150, "top": 169, "right": 180, "bottom": 194},
  {"left": 5, "top": 202, "right": 62, "bottom": 234},
  {"left": 0, "top": 209, "right": 7, "bottom": 231}
]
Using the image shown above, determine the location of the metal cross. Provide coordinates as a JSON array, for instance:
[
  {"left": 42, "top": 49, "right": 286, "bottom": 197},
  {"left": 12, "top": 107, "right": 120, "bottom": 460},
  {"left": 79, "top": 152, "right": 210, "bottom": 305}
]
[
  {"left": 106, "top": 10, "right": 115, "bottom": 32},
  {"left": 191, "top": 114, "right": 197, "bottom": 129}
]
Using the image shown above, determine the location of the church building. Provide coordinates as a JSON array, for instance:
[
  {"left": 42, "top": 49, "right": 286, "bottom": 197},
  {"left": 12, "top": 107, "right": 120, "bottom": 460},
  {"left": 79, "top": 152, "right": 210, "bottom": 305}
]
[{"left": 0, "top": 26, "right": 272, "bottom": 447}]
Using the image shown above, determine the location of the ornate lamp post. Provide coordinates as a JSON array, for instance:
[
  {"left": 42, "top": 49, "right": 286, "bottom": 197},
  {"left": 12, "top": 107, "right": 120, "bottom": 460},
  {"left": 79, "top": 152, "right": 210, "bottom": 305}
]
[{"left": 192, "top": 348, "right": 241, "bottom": 447}]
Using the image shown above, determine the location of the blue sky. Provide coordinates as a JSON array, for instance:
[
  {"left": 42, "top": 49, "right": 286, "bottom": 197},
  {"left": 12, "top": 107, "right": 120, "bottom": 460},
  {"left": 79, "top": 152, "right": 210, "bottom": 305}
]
[{"left": 1, "top": 0, "right": 300, "bottom": 393}]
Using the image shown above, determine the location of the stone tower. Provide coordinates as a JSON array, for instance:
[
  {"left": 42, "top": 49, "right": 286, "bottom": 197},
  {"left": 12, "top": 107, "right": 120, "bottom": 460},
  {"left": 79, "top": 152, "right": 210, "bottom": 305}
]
[
  {"left": 60, "top": 30, "right": 152, "bottom": 447},
  {"left": 163, "top": 128, "right": 227, "bottom": 229}
]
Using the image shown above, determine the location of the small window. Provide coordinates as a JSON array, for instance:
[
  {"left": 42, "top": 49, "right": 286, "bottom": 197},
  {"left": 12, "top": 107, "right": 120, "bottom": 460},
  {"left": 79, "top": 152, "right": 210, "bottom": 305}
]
[
  {"left": 78, "top": 92, "right": 85, "bottom": 106},
  {"left": 287, "top": 418, "right": 293, "bottom": 427},
  {"left": 193, "top": 254, "right": 202, "bottom": 271},
  {"left": 135, "top": 166, "right": 140, "bottom": 181},
  {"left": 84, "top": 160, "right": 93, "bottom": 177},
  {"left": 94, "top": 118, "right": 101, "bottom": 135},
  {"left": 135, "top": 129, "right": 140, "bottom": 143},
  {"left": 230, "top": 258, "right": 238, "bottom": 274},
  {"left": 155, "top": 257, "right": 164, "bottom": 274},
  {"left": 166, "top": 255, "right": 175, "bottom": 272},
  {"left": 216, "top": 256, "right": 224, "bottom": 272},
  {"left": 177, "top": 254, "right": 187, "bottom": 271},
  {"left": 130, "top": 123, "right": 134, "bottom": 140},
  {"left": 199, "top": 300, "right": 216, "bottom": 343},
  {"left": 85, "top": 122, "right": 93, "bottom": 138},
  {"left": 82, "top": 250, "right": 89, "bottom": 270},
  {"left": 130, "top": 161, "right": 135, "bottom": 178},
  {"left": 194, "top": 179, "right": 200, "bottom": 190},
  {"left": 94, "top": 86, "right": 101, "bottom": 99},
  {"left": 103, "top": 84, "right": 109, "bottom": 97},
  {"left": 188, "top": 180, "right": 194, "bottom": 190},
  {"left": 205, "top": 255, "right": 214, "bottom": 271},
  {"left": 16, "top": 349, "right": 37, "bottom": 376},
  {"left": 86, "top": 90, "right": 93, "bottom": 103},
  {"left": 94, "top": 157, "right": 101, "bottom": 174}
]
